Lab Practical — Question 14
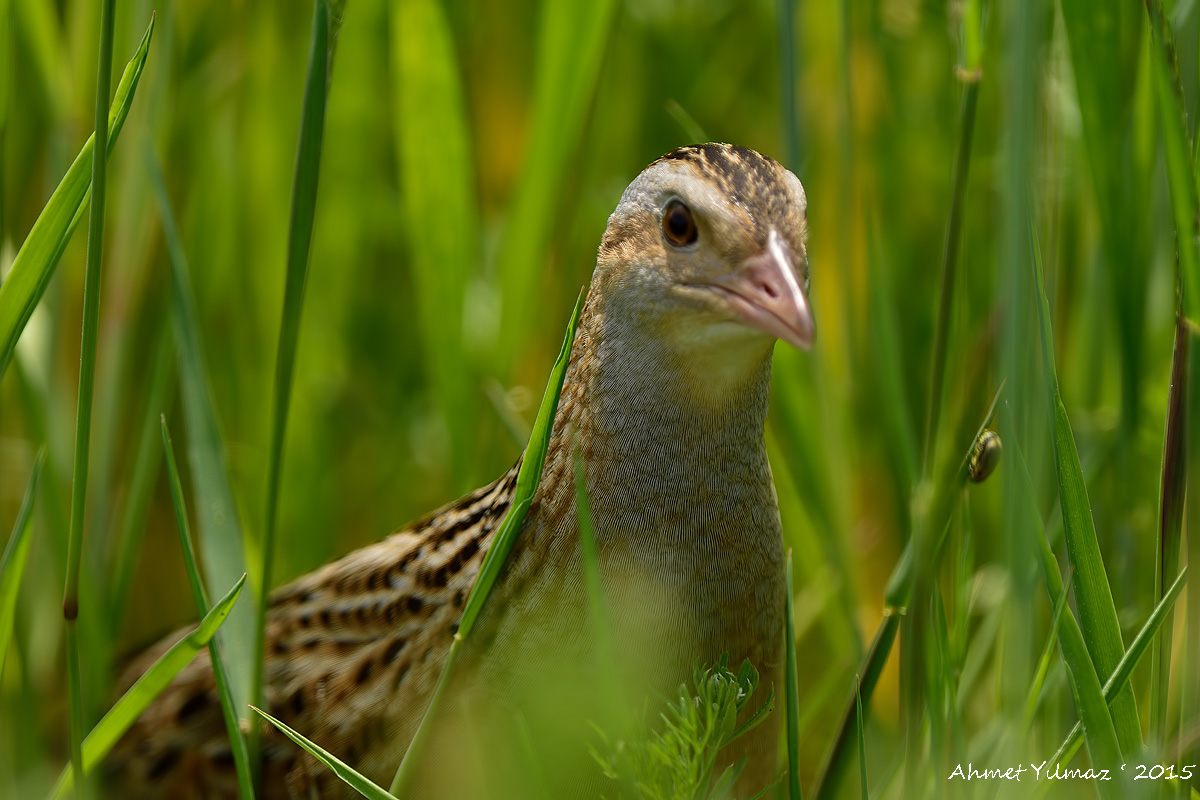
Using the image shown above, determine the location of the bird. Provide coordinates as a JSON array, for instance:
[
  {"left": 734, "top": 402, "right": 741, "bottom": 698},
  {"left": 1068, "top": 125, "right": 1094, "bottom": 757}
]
[{"left": 107, "top": 142, "right": 814, "bottom": 799}]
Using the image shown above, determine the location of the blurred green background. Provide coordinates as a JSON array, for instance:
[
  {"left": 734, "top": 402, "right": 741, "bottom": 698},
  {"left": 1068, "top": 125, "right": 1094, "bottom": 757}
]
[{"left": 2, "top": 0, "right": 1198, "bottom": 796}]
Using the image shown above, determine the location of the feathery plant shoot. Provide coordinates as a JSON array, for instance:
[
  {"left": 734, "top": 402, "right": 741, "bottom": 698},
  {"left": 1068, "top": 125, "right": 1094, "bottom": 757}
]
[{"left": 591, "top": 656, "right": 776, "bottom": 800}]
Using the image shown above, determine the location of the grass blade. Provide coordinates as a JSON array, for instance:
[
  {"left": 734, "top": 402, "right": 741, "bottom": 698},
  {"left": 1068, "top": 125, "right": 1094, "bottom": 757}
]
[
  {"left": 63, "top": 2, "right": 122, "bottom": 794},
  {"left": 391, "top": 291, "right": 584, "bottom": 795},
  {"left": 0, "top": 0, "right": 9, "bottom": 248},
  {"left": 1144, "top": 0, "right": 1200, "bottom": 761},
  {"left": 865, "top": 217, "right": 918, "bottom": 489},
  {"left": 1022, "top": 567, "right": 1074, "bottom": 731},
  {"left": 0, "top": 16, "right": 154, "bottom": 381},
  {"left": 391, "top": 0, "right": 478, "bottom": 489},
  {"left": 1152, "top": 314, "right": 1188, "bottom": 745},
  {"left": 777, "top": 0, "right": 799, "bottom": 171},
  {"left": 572, "top": 449, "right": 612, "bottom": 666},
  {"left": 146, "top": 149, "right": 255, "bottom": 721},
  {"left": 1049, "top": 566, "right": 1189, "bottom": 767},
  {"left": 922, "top": 75, "right": 980, "bottom": 473},
  {"left": 252, "top": 707, "right": 398, "bottom": 800},
  {"left": 1029, "top": 225, "right": 1143, "bottom": 756},
  {"left": 107, "top": 327, "right": 174, "bottom": 621},
  {"left": 50, "top": 574, "right": 248, "bottom": 799},
  {"left": 0, "top": 449, "right": 44, "bottom": 680},
  {"left": 905, "top": 5, "right": 982, "bottom": 787},
  {"left": 784, "top": 550, "right": 803, "bottom": 800},
  {"left": 493, "top": 2, "right": 617, "bottom": 372},
  {"left": 1145, "top": 0, "right": 1200, "bottom": 323},
  {"left": 458, "top": 289, "right": 583, "bottom": 639},
  {"left": 162, "top": 416, "right": 254, "bottom": 799},
  {"left": 855, "top": 675, "right": 868, "bottom": 800},
  {"left": 1059, "top": 0, "right": 1146, "bottom": 435},
  {"left": 1012, "top": 441, "right": 1125, "bottom": 800},
  {"left": 256, "top": 0, "right": 340, "bottom": 770},
  {"left": 811, "top": 387, "right": 1002, "bottom": 800}
]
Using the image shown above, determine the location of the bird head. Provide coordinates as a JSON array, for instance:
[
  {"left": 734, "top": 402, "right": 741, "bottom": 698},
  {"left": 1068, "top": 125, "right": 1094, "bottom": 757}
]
[{"left": 594, "top": 144, "right": 814, "bottom": 370}]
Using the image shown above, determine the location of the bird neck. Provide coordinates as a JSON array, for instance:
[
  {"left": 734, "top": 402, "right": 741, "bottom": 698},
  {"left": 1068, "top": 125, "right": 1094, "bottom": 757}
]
[{"left": 541, "top": 288, "right": 775, "bottom": 510}]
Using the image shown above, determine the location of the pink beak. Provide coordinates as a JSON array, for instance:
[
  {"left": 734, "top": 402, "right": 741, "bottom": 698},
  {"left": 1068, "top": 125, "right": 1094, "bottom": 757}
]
[{"left": 710, "top": 229, "right": 815, "bottom": 350}]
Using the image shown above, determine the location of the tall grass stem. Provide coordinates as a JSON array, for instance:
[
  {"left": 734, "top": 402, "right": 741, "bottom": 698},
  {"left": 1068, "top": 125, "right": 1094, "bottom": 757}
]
[
  {"left": 255, "top": 0, "right": 336, "bottom": 773},
  {"left": 63, "top": 0, "right": 118, "bottom": 794}
]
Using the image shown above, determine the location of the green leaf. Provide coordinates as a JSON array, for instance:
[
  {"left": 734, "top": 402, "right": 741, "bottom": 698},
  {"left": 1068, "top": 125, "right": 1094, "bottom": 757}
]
[
  {"left": 1145, "top": 0, "right": 1200, "bottom": 323},
  {"left": 1049, "top": 566, "right": 1189, "bottom": 767},
  {"left": 0, "top": 16, "right": 154, "bottom": 382},
  {"left": 256, "top": 0, "right": 340, "bottom": 768},
  {"left": 146, "top": 149, "right": 255, "bottom": 721},
  {"left": 0, "top": 449, "right": 43, "bottom": 681},
  {"left": 50, "top": 574, "right": 247, "bottom": 799},
  {"left": 784, "top": 550, "right": 803, "bottom": 800},
  {"left": 391, "top": 291, "right": 584, "bottom": 795},
  {"left": 811, "top": 385, "right": 1002, "bottom": 800},
  {"left": 108, "top": 330, "right": 174, "bottom": 620},
  {"left": 252, "top": 707, "right": 399, "bottom": 800},
  {"left": 391, "top": 0, "right": 478, "bottom": 488},
  {"left": 493, "top": 0, "right": 617, "bottom": 372},
  {"left": 63, "top": 3, "right": 126, "bottom": 793},
  {"left": 162, "top": 416, "right": 255, "bottom": 799},
  {"left": 1060, "top": 0, "right": 1147, "bottom": 433},
  {"left": 1029, "top": 226, "right": 1142, "bottom": 756},
  {"left": 855, "top": 676, "right": 868, "bottom": 800},
  {"left": 1023, "top": 566, "right": 1073, "bottom": 731},
  {"left": 458, "top": 289, "right": 584, "bottom": 638},
  {"left": 1012, "top": 440, "right": 1125, "bottom": 800}
]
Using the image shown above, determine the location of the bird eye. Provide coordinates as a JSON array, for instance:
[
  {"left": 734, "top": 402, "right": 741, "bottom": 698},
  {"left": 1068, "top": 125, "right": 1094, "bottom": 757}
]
[{"left": 662, "top": 200, "right": 698, "bottom": 246}]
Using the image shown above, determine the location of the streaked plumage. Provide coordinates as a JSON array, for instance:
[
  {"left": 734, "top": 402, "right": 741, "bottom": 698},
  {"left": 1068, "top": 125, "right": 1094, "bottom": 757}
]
[{"left": 108, "top": 143, "right": 814, "bottom": 799}]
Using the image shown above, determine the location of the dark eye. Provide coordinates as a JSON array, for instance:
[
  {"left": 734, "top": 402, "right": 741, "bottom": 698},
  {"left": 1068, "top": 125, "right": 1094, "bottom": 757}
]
[{"left": 662, "top": 199, "right": 698, "bottom": 246}]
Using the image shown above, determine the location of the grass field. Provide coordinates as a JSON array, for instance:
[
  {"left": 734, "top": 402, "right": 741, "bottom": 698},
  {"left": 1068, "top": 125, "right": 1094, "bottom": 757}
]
[{"left": 1, "top": 0, "right": 1198, "bottom": 797}]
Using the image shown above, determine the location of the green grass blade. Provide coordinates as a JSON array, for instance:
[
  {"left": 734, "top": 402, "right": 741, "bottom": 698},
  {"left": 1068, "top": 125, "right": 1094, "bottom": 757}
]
[
  {"left": 391, "top": 0, "right": 478, "bottom": 489},
  {"left": 1029, "top": 226, "right": 1142, "bottom": 756},
  {"left": 1152, "top": 315, "right": 1188, "bottom": 744},
  {"left": 0, "top": 16, "right": 154, "bottom": 382},
  {"left": 256, "top": 0, "right": 339, "bottom": 769},
  {"left": 810, "top": 615, "right": 898, "bottom": 800},
  {"left": 855, "top": 675, "right": 868, "bottom": 800},
  {"left": 1049, "top": 566, "right": 1189, "bottom": 767},
  {"left": 571, "top": 448, "right": 624, "bottom": 742},
  {"left": 1023, "top": 567, "right": 1073, "bottom": 731},
  {"left": 50, "top": 574, "right": 248, "bottom": 799},
  {"left": 664, "top": 100, "right": 708, "bottom": 144},
  {"left": 146, "top": 149, "right": 255, "bottom": 721},
  {"left": 162, "top": 415, "right": 254, "bottom": 799},
  {"left": 572, "top": 449, "right": 611, "bottom": 658},
  {"left": 905, "top": 8, "right": 982, "bottom": 785},
  {"left": 1145, "top": 0, "right": 1200, "bottom": 323},
  {"left": 1012, "top": 440, "right": 1125, "bottom": 799},
  {"left": 493, "top": 2, "right": 617, "bottom": 372},
  {"left": 777, "top": 0, "right": 799, "bottom": 171},
  {"left": 107, "top": 328, "right": 174, "bottom": 620},
  {"left": 784, "top": 550, "right": 803, "bottom": 800},
  {"left": 458, "top": 289, "right": 583, "bottom": 638},
  {"left": 0, "top": 449, "right": 44, "bottom": 681},
  {"left": 922, "top": 77, "right": 979, "bottom": 473},
  {"left": 64, "top": 3, "right": 121, "bottom": 794},
  {"left": 811, "top": 386, "right": 1002, "bottom": 800},
  {"left": 865, "top": 218, "right": 918, "bottom": 488},
  {"left": 252, "top": 707, "right": 398, "bottom": 800},
  {"left": 0, "top": 0, "right": 9, "bottom": 247},
  {"left": 1059, "top": 0, "right": 1146, "bottom": 435},
  {"left": 391, "top": 291, "right": 583, "bottom": 796}
]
